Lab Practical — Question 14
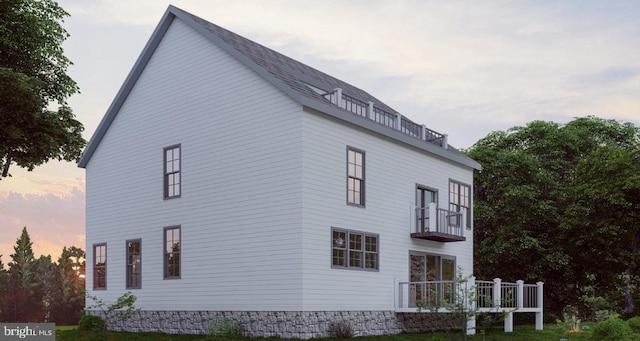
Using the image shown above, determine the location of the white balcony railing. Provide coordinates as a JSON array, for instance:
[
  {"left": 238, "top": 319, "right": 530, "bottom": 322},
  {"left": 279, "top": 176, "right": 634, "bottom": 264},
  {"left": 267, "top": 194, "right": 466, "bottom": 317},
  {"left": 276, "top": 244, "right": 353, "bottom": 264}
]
[{"left": 395, "top": 277, "right": 544, "bottom": 333}]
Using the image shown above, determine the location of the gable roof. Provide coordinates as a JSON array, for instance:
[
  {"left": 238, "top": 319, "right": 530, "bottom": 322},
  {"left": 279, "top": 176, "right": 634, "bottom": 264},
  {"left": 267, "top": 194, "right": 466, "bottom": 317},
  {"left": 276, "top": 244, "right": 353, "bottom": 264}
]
[{"left": 78, "top": 5, "right": 480, "bottom": 170}]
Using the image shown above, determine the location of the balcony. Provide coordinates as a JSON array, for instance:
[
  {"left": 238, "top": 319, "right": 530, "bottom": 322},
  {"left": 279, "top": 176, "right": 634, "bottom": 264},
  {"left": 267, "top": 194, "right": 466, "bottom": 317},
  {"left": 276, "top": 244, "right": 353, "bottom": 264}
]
[
  {"left": 412, "top": 204, "right": 466, "bottom": 242},
  {"left": 395, "top": 278, "right": 545, "bottom": 333},
  {"left": 321, "top": 88, "right": 448, "bottom": 148}
]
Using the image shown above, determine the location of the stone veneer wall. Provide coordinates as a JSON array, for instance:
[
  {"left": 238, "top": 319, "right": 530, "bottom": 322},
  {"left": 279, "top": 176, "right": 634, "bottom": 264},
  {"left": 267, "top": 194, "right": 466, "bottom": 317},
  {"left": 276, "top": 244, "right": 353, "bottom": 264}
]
[{"left": 88, "top": 310, "right": 450, "bottom": 339}]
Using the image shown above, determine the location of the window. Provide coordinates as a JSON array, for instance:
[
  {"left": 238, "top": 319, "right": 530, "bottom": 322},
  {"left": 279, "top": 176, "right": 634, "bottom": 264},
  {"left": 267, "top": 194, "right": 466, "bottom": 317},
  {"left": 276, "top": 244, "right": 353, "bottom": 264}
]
[
  {"left": 332, "top": 228, "right": 378, "bottom": 270},
  {"left": 409, "top": 251, "right": 456, "bottom": 306},
  {"left": 164, "top": 226, "right": 181, "bottom": 278},
  {"left": 449, "top": 180, "right": 471, "bottom": 229},
  {"left": 126, "top": 239, "right": 141, "bottom": 289},
  {"left": 347, "top": 147, "right": 365, "bottom": 206},
  {"left": 164, "top": 145, "right": 181, "bottom": 198},
  {"left": 416, "top": 185, "right": 438, "bottom": 232},
  {"left": 93, "top": 244, "right": 107, "bottom": 289}
]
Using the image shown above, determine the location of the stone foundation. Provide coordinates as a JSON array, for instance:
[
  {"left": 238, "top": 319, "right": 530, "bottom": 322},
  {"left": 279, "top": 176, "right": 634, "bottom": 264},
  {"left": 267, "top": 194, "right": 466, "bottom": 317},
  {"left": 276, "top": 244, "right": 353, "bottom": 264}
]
[{"left": 88, "top": 310, "right": 451, "bottom": 339}]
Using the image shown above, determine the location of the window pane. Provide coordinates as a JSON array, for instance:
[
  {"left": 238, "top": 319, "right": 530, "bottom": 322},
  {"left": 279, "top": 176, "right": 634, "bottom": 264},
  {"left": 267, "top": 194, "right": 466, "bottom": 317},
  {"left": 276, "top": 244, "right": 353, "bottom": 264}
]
[
  {"left": 365, "top": 235, "right": 377, "bottom": 252},
  {"left": 349, "top": 233, "right": 362, "bottom": 250},
  {"left": 349, "top": 250, "right": 362, "bottom": 267},
  {"left": 365, "top": 252, "right": 377, "bottom": 269},
  {"left": 333, "top": 249, "right": 345, "bottom": 266},
  {"left": 355, "top": 165, "right": 362, "bottom": 179},
  {"left": 333, "top": 231, "right": 346, "bottom": 248}
]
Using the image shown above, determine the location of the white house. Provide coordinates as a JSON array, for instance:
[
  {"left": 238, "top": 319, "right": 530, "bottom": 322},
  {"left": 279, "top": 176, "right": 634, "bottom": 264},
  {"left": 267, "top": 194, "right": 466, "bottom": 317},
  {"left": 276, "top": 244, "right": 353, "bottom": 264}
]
[{"left": 79, "top": 5, "right": 497, "bottom": 338}]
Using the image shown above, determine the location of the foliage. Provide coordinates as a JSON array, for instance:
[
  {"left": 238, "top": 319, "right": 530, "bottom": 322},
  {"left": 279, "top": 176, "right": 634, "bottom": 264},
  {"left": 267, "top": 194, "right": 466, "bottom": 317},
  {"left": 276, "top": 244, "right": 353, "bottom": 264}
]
[
  {"left": 87, "top": 291, "right": 140, "bottom": 328},
  {"left": 465, "top": 116, "right": 640, "bottom": 316},
  {"left": 590, "top": 317, "right": 632, "bottom": 341},
  {"left": 626, "top": 316, "right": 640, "bottom": 333},
  {"left": 0, "top": 227, "right": 86, "bottom": 323},
  {"left": 206, "top": 318, "right": 244, "bottom": 339},
  {"left": 77, "top": 314, "right": 107, "bottom": 341},
  {"left": 416, "top": 268, "right": 508, "bottom": 341},
  {"left": 0, "top": 0, "right": 85, "bottom": 178},
  {"left": 556, "top": 305, "right": 582, "bottom": 334},
  {"left": 327, "top": 319, "right": 355, "bottom": 339}
]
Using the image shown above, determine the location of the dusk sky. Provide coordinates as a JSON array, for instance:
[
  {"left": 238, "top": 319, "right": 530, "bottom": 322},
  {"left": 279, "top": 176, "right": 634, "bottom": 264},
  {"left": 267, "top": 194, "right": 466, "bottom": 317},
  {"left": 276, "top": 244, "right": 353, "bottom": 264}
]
[{"left": 1, "top": 0, "right": 639, "bottom": 263}]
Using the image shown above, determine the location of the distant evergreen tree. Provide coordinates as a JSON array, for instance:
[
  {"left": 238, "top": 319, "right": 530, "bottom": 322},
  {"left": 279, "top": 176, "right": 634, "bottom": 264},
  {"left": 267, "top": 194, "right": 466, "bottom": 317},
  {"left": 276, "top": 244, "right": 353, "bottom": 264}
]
[{"left": 7, "top": 227, "right": 41, "bottom": 321}]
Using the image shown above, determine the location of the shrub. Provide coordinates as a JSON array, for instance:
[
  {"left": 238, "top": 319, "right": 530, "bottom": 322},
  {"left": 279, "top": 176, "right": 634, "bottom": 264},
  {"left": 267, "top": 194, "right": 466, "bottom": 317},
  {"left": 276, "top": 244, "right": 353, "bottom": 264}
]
[
  {"left": 627, "top": 316, "right": 640, "bottom": 333},
  {"left": 591, "top": 316, "right": 632, "bottom": 341},
  {"left": 77, "top": 314, "right": 106, "bottom": 341},
  {"left": 207, "top": 318, "right": 243, "bottom": 339},
  {"left": 328, "top": 319, "right": 355, "bottom": 339}
]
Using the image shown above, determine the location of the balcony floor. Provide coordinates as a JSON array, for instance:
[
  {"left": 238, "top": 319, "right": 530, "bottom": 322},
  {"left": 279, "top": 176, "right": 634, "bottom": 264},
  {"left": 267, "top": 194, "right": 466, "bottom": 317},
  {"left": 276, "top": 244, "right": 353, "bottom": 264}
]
[{"left": 411, "top": 232, "right": 466, "bottom": 242}]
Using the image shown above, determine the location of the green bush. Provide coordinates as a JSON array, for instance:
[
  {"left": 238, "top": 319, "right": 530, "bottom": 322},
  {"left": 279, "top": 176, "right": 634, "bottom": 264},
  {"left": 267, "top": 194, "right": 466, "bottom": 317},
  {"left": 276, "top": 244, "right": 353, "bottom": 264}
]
[
  {"left": 77, "top": 314, "right": 107, "bottom": 341},
  {"left": 627, "top": 316, "right": 640, "bottom": 333},
  {"left": 328, "top": 319, "right": 355, "bottom": 339},
  {"left": 591, "top": 316, "right": 632, "bottom": 341},
  {"left": 207, "top": 318, "right": 243, "bottom": 339}
]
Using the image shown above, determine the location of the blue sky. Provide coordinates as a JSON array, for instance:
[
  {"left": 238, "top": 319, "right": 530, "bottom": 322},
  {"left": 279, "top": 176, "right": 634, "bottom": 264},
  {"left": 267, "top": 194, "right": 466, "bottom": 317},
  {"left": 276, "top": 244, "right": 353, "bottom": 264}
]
[{"left": 1, "top": 0, "right": 639, "bottom": 261}]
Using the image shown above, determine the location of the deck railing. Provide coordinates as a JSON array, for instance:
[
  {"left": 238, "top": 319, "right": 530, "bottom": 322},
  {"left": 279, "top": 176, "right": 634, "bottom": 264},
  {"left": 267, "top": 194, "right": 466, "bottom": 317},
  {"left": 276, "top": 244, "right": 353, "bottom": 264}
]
[
  {"left": 414, "top": 203, "right": 465, "bottom": 238},
  {"left": 322, "top": 88, "right": 448, "bottom": 148},
  {"left": 396, "top": 277, "right": 544, "bottom": 333}
]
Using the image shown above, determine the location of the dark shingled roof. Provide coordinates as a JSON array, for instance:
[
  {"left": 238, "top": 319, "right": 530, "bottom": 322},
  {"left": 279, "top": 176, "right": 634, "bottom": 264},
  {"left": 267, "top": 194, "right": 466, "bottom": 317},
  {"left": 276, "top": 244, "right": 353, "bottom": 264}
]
[{"left": 78, "top": 5, "right": 480, "bottom": 170}]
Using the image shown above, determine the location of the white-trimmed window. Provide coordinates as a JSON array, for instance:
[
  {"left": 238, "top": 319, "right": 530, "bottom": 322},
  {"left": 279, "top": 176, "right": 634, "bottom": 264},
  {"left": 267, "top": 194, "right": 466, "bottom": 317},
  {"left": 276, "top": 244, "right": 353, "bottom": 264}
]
[
  {"left": 332, "top": 228, "right": 378, "bottom": 270},
  {"left": 164, "top": 145, "right": 181, "bottom": 198}
]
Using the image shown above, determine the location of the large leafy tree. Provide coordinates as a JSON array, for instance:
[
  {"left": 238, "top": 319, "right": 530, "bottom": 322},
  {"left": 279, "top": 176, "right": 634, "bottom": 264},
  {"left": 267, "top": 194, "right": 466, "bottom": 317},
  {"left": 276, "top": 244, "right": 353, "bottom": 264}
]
[
  {"left": 0, "top": 0, "right": 84, "bottom": 178},
  {"left": 466, "top": 116, "right": 640, "bottom": 316}
]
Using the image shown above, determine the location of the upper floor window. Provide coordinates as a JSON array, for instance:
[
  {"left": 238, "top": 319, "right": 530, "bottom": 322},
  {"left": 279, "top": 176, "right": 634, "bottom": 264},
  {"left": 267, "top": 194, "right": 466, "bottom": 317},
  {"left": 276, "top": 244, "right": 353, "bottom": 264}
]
[
  {"left": 126, "top": 239, "right": 141, "bottom": 289},
  {"left": 449, "top": 180, "right": 471, "bottom": 229},
  {"left": 332, "top": 228, "right": 378, "bottom": 271},
  {"left": 164, "top": 145, "right": 181, "bottom": 199},
  {"left": 93, "top": 243, "right": 107, "bottom": 289},
  {"left": 347, "top": 147, "right": 365, "bottom": 206},
  {"left": 164, "top": 226, "right": 181, "bottom": 279}
]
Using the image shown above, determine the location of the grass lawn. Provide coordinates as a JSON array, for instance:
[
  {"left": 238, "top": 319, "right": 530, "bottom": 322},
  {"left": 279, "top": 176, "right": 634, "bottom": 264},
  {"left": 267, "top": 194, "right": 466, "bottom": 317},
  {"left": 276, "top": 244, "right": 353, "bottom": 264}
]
[{"left": 55, "top": 324, "right": 618, "bottom": 341}]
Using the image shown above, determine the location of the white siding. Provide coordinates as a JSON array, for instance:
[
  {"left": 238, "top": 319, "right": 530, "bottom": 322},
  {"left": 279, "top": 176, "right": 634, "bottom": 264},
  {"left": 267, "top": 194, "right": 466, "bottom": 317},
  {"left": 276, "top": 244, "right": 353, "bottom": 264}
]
[
  {"left": 85, "top": 18, "right": 304, "bottom": 310},
  {"left": 300, "top": 111, "right": 474, "bottom": 311}
]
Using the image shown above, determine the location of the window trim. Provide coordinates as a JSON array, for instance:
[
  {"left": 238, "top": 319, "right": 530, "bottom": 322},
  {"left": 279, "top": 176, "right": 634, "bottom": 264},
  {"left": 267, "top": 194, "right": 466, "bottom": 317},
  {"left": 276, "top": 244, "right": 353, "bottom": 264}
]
[
  {"left": 331, "top": 227, "right": 379, "bottom": 271},
  {"left": 93, "top": 243, "right": 107, "bottom": 290},
  {"left": 163, "top": 144, "right": 181, "bottom": 199},
  {"left": 346, "top": 146, "right": 365, "bottom": 207},
  {"left": 163, "top": 226, "right": 181, "bottom": 279},
  {"left": 449, "top": 180, "right": 472, "bottom": 229},
  {"left": 126, "top": 239, "right": 142, "bottom": 289}
]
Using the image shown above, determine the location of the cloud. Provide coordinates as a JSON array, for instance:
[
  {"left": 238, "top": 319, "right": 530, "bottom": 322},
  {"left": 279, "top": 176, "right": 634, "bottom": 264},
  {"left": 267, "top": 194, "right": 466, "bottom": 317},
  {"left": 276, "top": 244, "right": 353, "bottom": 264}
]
[{"left": 0, "top": 186, "right": 85, "bottom": 266}]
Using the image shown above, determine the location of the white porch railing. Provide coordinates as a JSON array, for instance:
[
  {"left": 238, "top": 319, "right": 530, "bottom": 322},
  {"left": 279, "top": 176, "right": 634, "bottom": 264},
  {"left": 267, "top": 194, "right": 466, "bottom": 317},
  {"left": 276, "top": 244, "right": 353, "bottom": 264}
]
[{"left": 395, "top": 277, "right": 544, "bottom": 333}]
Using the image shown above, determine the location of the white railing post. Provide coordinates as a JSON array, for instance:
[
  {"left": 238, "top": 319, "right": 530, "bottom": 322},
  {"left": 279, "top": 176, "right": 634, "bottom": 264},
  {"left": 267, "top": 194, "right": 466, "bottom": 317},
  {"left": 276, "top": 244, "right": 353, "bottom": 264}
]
[
  {"left": 493, "top": 278, "right": 502, "bottom": 308},
  {"left": 467, "top": 276, "right": 477, "bottom": 335},
  {"left": 504, "top": 311, "right": 514, "bottom": 332},
  {"left": 536, "top": 281, "right": 544, "bottom": 330},
  {"left": 367, "top": 101, "right": 374, "bottom": 120},
  {"left": 421, "top": 124, "right": 427, "bottom": 141},
  {"left": 443, "top": 134, "right": 448, "bottom": 149},
  {"left": 334, "top": 88, "right": 343, "bottom": 108},
  {"left": 429, "top": 203, "right": 437, "bottom": 233},
  {"left": 396, "top": 113, "right": 402, "bottom": 130},
  {"left": 516, "top": 280, "right": 524, "bottom": 309},
  {"left": 461, "top": 210, "right": 467, "bottom": 237}
]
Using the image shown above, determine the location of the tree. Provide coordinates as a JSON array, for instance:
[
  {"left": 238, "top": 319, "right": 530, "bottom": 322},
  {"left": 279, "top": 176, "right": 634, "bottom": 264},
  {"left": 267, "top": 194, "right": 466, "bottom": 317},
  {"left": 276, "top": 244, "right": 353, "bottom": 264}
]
[
  {"left": 52, "top": 246, "right": 86, "bottom": 324},
  {"left": 0, "top": 255, "right": 9, "bottom": 321},
  {"left": 465, "top": 116, "right": 640, "bottom": 317},
  {"left": 0, "top": 0, "right": 85, "bottom": 178},
  {"left": 6, "top": 227, "right": 40, "bottom": 321}
]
